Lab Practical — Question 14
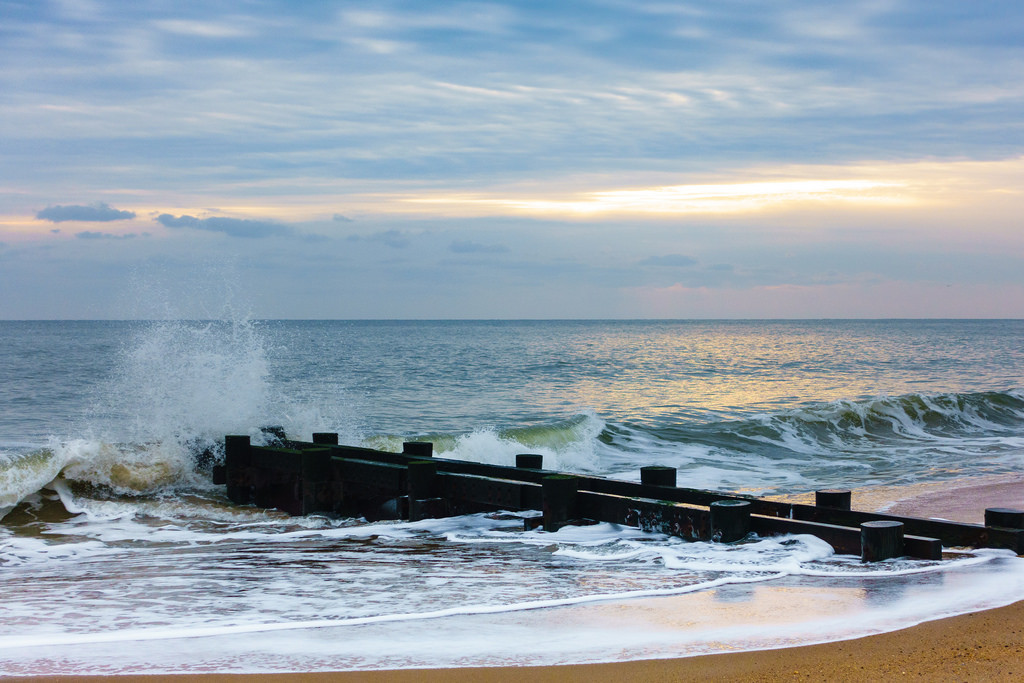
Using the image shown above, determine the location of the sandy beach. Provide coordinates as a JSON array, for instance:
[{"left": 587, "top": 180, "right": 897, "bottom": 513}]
[{"left": 3, "top": 477, "right": 1022, "bottom": 682}]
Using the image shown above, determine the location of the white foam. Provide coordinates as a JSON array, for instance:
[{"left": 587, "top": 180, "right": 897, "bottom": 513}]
[
  {"left": 0, "top": 572, "right": 770, "bottom": 651},
  {"left": 0, "top": 535, "right": 112, "bottom": 566},
  {"left": 0, "top": 552, "right": 1021, "bottom": 673}
]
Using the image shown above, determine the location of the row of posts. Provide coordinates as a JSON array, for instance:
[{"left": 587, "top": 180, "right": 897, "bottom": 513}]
[
  {"left": 527, "top": 461, "right": 1019, "bottom": 562},
  {"left": 234, "top": 434, "right": 1024, "bottom": 562},
  {"left": 418, "top": 450, "right": 914, "bottom": 562}
]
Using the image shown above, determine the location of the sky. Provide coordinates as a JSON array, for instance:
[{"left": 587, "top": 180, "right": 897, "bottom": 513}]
[{"left": 2, "top": 0, "right": 1023, "bottom": 319}]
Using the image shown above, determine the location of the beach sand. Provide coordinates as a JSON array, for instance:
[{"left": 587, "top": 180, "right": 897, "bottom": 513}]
[{"left": 5, "top": 477, "right": 1022, "bottom": 682}]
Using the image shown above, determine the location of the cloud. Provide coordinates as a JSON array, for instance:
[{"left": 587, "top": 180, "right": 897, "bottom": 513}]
[
  {"left": 37, "top": 203, "right": 136, "bottom": 223},
  {"left": 449, "top": 240, "right": 508, "bottom": 254},
  {"left": 153, "top": 19, "right": 253, "bottom": 39},
  {"left": 75, "top": 231, "right": 144, "bottom": 240},
  {"left": 639, "top": 254, "right": 697, "bottom": 267},
  {"left": 347, "top": 229, "right": 410, "bottom": 248},
  {"left": 156, "top": 213, "right": 291, "bottom": 238},
  {"left": 333, "top": 213, "right": 354, "bottom": 222}
]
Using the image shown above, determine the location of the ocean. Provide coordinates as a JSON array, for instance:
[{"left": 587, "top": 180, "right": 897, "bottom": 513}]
[{"left": 2, "top": 319, "right": 1024, "bottom": 674}]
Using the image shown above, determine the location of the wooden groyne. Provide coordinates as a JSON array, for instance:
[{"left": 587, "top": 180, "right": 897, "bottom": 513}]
[{"left": 214, "top": 430, "right": 1024, "bottom": 562}]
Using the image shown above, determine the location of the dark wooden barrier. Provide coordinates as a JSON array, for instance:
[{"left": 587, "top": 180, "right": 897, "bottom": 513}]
[
  {"left": 710, "top": 500, "right": 751, "bottom": 543},
  {"left": 861, "top": 521, "right": 906, "bottom": 562},
  {"left": 220, "top": 433, "right": 1023, "bottom": 560},
  {"left": 816, "top": 489, "right": 852, "bottom": 510},
  {"left": 985, "top": 507, "right": 1024, "bottom": 529}
]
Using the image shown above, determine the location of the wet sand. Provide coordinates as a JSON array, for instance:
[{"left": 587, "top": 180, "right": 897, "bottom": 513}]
[{"left": 5, "top": 477, "right": 1022, "bottom": 682}]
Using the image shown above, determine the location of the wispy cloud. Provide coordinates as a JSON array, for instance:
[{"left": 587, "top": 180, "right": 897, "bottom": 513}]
[
  {"left": 37, "top": 203, "right": 136, "bottom": 223},
  {"left": 75, "top": 230, "right": 144, "bottom": 240},
  {"left": 152, "top": 19, "right": 254, "bottom": 39},
  {"left": 449, "top": 240, "right": 508, "bottom": 254},
  {"left": 6, "top": 1, "right": 1022, "bottom": 197},
  {"left": 347, "top": 230, "right": 410, "bottom": 248},
  {"left": 640, "top": 254, "right": 697, "bottom": 267}
]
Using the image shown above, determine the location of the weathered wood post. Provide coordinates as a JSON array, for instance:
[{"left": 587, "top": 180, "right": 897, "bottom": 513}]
[
  {"left": 403, "top": 442, "right": 433, "bottom": 457},
  {"left": 985, "top": 508, "right": 1024, "bottom": 529},
  {"left": 224, "top": 434, "right": 251, "bottom": 504},
  {"left": 816, "top": 489, "right": 852, "bottom": 510},
  {"left": 861, "top": 520, "right": 905, "bottom": 561},
  {"left": 312, "top": 432, "right": 339, "bottom": 445},
  {"left": 516, "top": 453, "right": 544, "bottom": 469},
  {"left": 542, "top": 475, "right": 578, "bottom": 532},
  {"left": 407, "top": 460, "right": 438, "bottom": 521},
  {"left": 710, "top": 500, "right": 751, "bottom": 542},
  {"left": 301, "top": 447, "right": 332, "bottom": 514},
  {"left": 641, "top": 466, "right": 677, "bottom": 488}
]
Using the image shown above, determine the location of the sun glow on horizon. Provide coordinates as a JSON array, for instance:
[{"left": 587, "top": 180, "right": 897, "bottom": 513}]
[
  {"left": 394, "top": 157, "right": 1024, "bottom": 219},
  {"left": 407, "top": 179, "right": 907, "bottom": 216},
  {"left": 4, "top": 158, "right": 1022, "bottom": 237}
]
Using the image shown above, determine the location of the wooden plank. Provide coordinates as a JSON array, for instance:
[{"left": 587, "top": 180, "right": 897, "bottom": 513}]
[
  {"left": 576, "top": 491, "right": 707, "bottom": 541},
  {"left": 750, "top": 515, "right": 861, "bottom": 555},
  {"left": 332, "top": 457, "right": 406, "bottom": 497},
  {"left": 249, "top": 446, "right": 303, "bottom": 473},
  {"left": 435, "top": 472, "right": 541, "bottom": 511},
  {"left": 770, "top": 504, "right": 1024, "bottom": 553}
]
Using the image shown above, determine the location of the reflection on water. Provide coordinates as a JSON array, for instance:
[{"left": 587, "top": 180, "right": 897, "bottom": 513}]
[{"left": 520, "top": 320, "right": 1016, "bottom": 425}]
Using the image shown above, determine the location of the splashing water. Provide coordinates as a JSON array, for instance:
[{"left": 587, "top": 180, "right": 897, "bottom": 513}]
[{"left": 105, "top": 319, "right": 273, "bottom": 444}]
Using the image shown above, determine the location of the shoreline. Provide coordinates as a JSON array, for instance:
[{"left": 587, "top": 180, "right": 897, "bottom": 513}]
[
  {"left": 4, "top": 476, "right": 1022, "bottom": 681},
  {"left": 6, "top": 601, "right": 1024, "bottom": 682}
]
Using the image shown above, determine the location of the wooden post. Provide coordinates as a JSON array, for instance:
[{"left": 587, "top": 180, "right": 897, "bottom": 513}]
[
  {"left": 312, "top": 432, "right": 339, "bottom": 445},
  {"left": 542, "top": 475, "right": 578, "bottom": 532},
  {"left": 516, "top": 453, "right": 544, "bottom": 469},
  {"left": 861, "top": 520, "right": 904, "bottom": 561},
  {"left": 407, "top": 460, "right": 437, "bottom": 521},
  {"left": 640, "top": 466, "right": 677, "bottom": 488},
  {"left": 224, "top": 435, "right": 251, "bottom": 504},
  {"left": 985, "top": 508, "right": 1024, "bottom": 529},
  {"left": 403, "top": 442, "right": 433, "bottom": 457},
  {"left": 816, "top": 489, "right": 852, "bottom": 510},
  {"left": 301, "top": 447, "right": 332, "bottom": 514},
  {"left": 710, "top": 500, "right": 751, "bottom": 542}
]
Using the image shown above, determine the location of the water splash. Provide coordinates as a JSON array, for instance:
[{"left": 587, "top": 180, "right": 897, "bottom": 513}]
[{"left": 108, "top": 318, "right": 273, "bottom": 444}]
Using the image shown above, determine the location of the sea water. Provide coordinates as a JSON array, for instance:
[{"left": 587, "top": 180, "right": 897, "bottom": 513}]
[{"left": 1, "top": 319, "right": 1023, "bottom": 673}]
